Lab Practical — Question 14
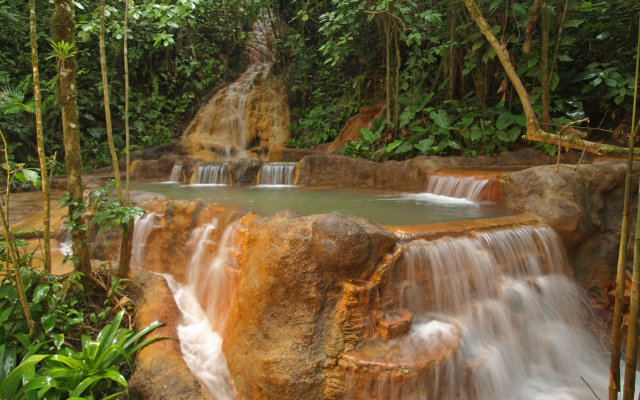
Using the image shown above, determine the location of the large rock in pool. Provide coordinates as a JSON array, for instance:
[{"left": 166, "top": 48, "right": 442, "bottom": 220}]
[{"left": 222, "top": 211, "right": 396, "bottom": 399}]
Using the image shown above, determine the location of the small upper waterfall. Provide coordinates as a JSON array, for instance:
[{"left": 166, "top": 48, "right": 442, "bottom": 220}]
[
  {"left": 259, "top": 162, "right": 297, "bottom": 186},
  {"left": 192, "top": 164, "right": 230, "bottom": 185},
  {"left": 425, "top": 175, "right": 490, "bottom": 201},
  {"left": 425, "top": 170, "right": 503, "bottom": 202},
  {"left": 181, "top": 12, "right": 289, "bottom": 161},
  {"left": 169, "top": 164, "right": 183, "bottom": 183}
]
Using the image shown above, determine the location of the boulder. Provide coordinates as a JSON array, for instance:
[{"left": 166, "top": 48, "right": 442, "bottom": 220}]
[
  {"left": 229, "top": 157, "right": 263, "bottom": 185},
  {"left": 223, "top": 211, "right": 396, "bottom": 400},
  {"left": 130, "top": 154, "right": 182, "bottom": 180},
  {"left": 501, "top": 161, "right": 638, "bottom": 299}
]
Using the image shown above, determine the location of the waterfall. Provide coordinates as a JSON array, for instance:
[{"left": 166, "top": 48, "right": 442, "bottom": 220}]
[
  {"left": 194, "top": 164, "right": 230, "bottom": 185},
  {"left": 164, "top": 220, "right": 242, "bottom": 399},
  {"left": 131, "top": 212, "right": 160, "bottom": 269},
  {"left": 259, "top": 162, "right": 296, "bottom": 186},
  {"left": 425, "top": 175, "right": 490, "bottom": 202},
  {"left": 388, "top": 226, "right": 607, "bottom": 400},
  {"left": 182, "top": 10, "right": 289, "bottom": 161},
  {"left": 169, "top": 164, "right": 183, "bottom": 183}
]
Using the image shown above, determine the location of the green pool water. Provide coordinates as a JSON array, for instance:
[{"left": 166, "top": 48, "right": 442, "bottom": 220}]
[{"left": 132, "top": 182, "right": 516, "bottom": 226}]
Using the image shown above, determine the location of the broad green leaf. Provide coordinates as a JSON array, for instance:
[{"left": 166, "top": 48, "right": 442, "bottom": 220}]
[
  {"left": 430, "top": 110, "right": 451, "bottom": 129},
  {"left": 0, "top": 306, "right": 13, "bottom": 324},
  {"left": 414, "top": 137, "right": 435, "bottom": 154},
  {"left": 32, "top": 284, "right": 50, "bottom": 304},
  {"left": 0, "top": 284, "right": 16, "bottom": 301},
  {"left": 0, "top": 355, "right": 48, "bottom": 393},
  {"left": 496, "top": 112, "right": 517, "bottom": 130},
  {"left": 386, "top": 140, "right": 403, "bottom": 152},
  {"left": 563, "top": 19, "right": 583, "bottom": 28},
  {"left": 41, "top": 313, "right": 56, "bottom": 333}
]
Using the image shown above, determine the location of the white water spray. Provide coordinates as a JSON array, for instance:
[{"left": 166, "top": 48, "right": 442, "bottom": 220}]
[{"left": 425, "top": 175, "right": 490, "bottom": 201}]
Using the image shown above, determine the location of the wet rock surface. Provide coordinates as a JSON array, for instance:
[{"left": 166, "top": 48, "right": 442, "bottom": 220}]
[
  {"left": 129, "top": 271, "right": 210, "bottom": 400},
  {"left": 298, "top": 149, "right": 555, "bottom": 190},
  {"left": 501, "top": 161, "right": 638, "bottom": 300},
  {"left": 223, "top": 211, "right": 396, "bottom": 399},
  {"left": 229, "top": 157, "right": 263, "bottom": 185}
]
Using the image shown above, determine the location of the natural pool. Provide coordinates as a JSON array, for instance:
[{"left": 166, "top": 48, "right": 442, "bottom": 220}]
[{"left": 131, "top": 182, "right": 515, "bottom": 226}]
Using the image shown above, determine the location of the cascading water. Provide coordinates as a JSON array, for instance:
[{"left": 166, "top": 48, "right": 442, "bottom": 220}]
[
  {"left": 425, "top": 174, "right": 490, "bottom": 202},
  {"left": 193, "top": 164, "right": 230, "bottom": 185},
  {"left": 259, "top": 162, "right": 296, "bottom": 186},
  {"left": 163, "top": 220, "right": 242, "bottom": 399},
  {"left": 131, "top": 212, "right": 160, "bottom": 269},
  {"left": 388, "top": 226, "right": 608, "bottom": 399},
  {"left": 169, "top": 164, "right": 183, "bottom": 183},
  {"left": 182, "top": 12, "right": 289, "bottom": 161},
  {"left": 130, "top": 204, "right": 615, "bottom": 399}
]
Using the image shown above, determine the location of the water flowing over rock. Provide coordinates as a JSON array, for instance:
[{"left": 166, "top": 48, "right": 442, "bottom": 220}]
[
  {"left": 425, "top": 170, "right": 503, "bottom": 202},
  {"left": 500, "top": 161, "right": 638, "bottom": 300},
  {"left": 191, "top": 163, "right": 230, "bottom": 185},
  {"left": 259, "top": 162, "right": 297, "bottom": 185},
  {"left": 181, "top": 16, "right": 289, "bottom": 161},
  {"left": 169, "top": 164, "right": 184, "bottom": 182}
]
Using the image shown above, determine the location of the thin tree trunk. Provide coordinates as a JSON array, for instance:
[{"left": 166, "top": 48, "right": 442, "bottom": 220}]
[
  {"left": 29, "top": 0, "right": 51, "bottom": 274},
  {"left": 384, "top": 14, "right": 391, "bottom": 139},
  {"left": 124, "top": 0, "right": 130, "bottom": 203},
  {"left": 394, "top": 25, "right": 400, "bottom": 139},
  {"left": 0, "top": 130, "right": 36, "bottom": 339},
  {"left": 99, "top": 0, "right": 123, "bottom": 202},
  {"left": 119, "top": 0, "right": 134, "bottom": 278},
  {"left": 609, "top": 123, "right": 638, "bottom": 399},
  {"left": 540, "top": 0, "right": 550, "bottom": 129},
  {"left": 446, "top": 0, "right": 458, "bottom": 100},
  {"left": 622, "top": 13, "right": 640, "bottom": 399},
  {"left": 462, "top": 0, "right": 539, "bottom": 133},
  {"left": 522, "top": 0, "right": 542, "bottom": 54},
  {"left": 52, "top": 0, "right": 91, "bottom": 282},
  {"left": 623, "top": 172, "right": 640, "bottom": 400},
  {"left": 610, "top": 13, "right": 640, "bottom": 400},
  {"left": 549, "top": 0, "right": 569, "bottom": 83}
]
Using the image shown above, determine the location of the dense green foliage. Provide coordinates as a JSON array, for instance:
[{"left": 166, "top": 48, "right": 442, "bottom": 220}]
[
  {"left": 1, "top": 0, "right": 258, "bottom": 169},
  {"left": 0, "top": 0, "right": 638, "bottom": 166},
  {"left": 0, "top": 243, "right": 161, "bottom": 399},
  {"left": 271, "top": 0, "right": 638, "bottom": 159}
]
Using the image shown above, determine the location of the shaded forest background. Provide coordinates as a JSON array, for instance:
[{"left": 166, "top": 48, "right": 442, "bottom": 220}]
[{"left": 1, "top": 0, "right": 638, "bottom": 169}]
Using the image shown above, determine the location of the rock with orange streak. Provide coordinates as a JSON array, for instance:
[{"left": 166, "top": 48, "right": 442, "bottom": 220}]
[
  {"left": 222, "top": 211, "right": 396, "bottom": 400},
  {"left": 130, "top": 271, "right": 210, "bottom": 400}
]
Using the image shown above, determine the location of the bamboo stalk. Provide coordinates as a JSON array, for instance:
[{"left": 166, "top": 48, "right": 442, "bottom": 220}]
[
  {"left": 622, "top": 12, "right": 640, "bottom": 400},
  {"left": 609, "top": 12, "right": 640, "bottom": 399},
  {"left": 99, "top": 0, "right": 123, "bottom": 203},
  {"left": 0, "top": 129, "right": 36, "bottom": 339},
  {"left": 29, "top": 0, "right": 51, "bottom": 274}
]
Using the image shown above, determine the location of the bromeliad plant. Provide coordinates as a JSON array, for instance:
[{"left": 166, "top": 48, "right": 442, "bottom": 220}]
[{"left": 0, "top": 308, "right": 164, "bottom": 400}]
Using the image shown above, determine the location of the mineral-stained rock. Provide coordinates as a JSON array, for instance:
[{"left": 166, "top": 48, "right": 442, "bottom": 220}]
[
  {"left": 268, "top": 145, "right": 318, "bottom": 162},
  {"left": 326, "top": 102, "right": 384, "bottom": 153},
  {"left": 501, "top": 161, "right": 638, "bottom": 298},
  {"left": 222, "top": 211, "right": 396, "bottom": 400},
  {"left": 130, "top": 154, "right": 182, "bottom": 180},
  {"left": 229, "top": 157, "right": 263, "bottom": 185},
  {"left": 135, "top": 199, "right": 248, "bottom": 282},
  {"left": 129, "top": 271, "right": 210, "bottom": 400},
  {"left": 297, "top": 149, "right": 555, "bottom": 191},
  {"left": 501, "top": 162, "right": 629, "bottom": 245}
]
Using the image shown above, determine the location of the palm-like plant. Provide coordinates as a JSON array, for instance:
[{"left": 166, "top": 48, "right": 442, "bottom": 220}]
[{"left": 0, "top": 308, "right": 163, "bottom": 399}]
